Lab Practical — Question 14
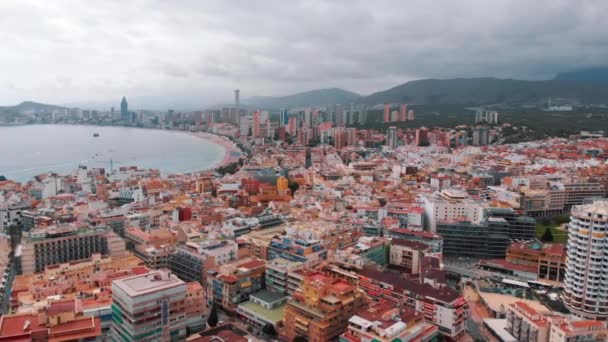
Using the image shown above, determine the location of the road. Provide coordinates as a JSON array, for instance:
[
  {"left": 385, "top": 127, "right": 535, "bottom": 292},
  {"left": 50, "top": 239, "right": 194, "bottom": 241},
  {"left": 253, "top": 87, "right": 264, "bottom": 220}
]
[{"left": 462, "top": 285, "right": 497, "bottom": 342}]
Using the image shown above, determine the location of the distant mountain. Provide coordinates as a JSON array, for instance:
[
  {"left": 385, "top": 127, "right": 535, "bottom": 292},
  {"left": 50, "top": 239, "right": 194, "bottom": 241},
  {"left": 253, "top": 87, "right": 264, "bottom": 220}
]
[
  {"left": 554, "top": 67, "right": 608, "bottom": 85},
  {"left": 245, "top": 88, "right": 361, "bottom": 109},
  {"left": 0, "top": 101, "right": 66, "bottom": 113},
  {"left": 361, "top": 77, "right": 608, "bottom": 106}
]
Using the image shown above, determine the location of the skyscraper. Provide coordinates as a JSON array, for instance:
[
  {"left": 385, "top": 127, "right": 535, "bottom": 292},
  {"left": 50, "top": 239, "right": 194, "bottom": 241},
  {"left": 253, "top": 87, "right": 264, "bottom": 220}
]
[
  {"left": 472, "top": 127, "right": 490, "bottom": 146},
  {"left": 252, "top": 110, "right": 260, "bottom": 137},
  {"left": 235, "top": 89, "right": 240, "bottom": 126},
  {"left": 563, "top": 200, "right": 608, "bottom": 320},
  {"left": 383, "top": 103, "right": 391, "bottom": 123},
  {"left": 120, "top": 96, "right": 129, "bottom": 122},
  {"left": 399, "top": 104, "right": 408, "bottom": 122},
  {"left": 387, "top": 126, "right": 397, "bottom": 149},
  {"left": 279, "top": 108, "right": 288, "bottom": 127}
]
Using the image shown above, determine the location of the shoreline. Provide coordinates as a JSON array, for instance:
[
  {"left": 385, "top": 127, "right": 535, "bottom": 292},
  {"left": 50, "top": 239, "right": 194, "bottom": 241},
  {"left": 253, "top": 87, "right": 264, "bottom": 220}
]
[
  {"left": 0, "top": 123, "right": 244, "bottom": 180},
  {"left": 186, "top": 131, "right": 242, "bottom": 170}
]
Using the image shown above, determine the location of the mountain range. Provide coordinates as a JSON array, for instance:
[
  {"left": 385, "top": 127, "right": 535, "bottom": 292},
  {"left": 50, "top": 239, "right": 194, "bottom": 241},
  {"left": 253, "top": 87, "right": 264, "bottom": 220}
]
[
  {"left": 243, "top": 68, "right": 608, "bottom": 108},
  {"left": 0, "top": 101, "right": 66, "bottom": 113},
  {"left": 4, "top": 67, "right": 608, "bottom": 112},
  {"left": 245, "top": 88, "right": 361, "bottom": 108}
]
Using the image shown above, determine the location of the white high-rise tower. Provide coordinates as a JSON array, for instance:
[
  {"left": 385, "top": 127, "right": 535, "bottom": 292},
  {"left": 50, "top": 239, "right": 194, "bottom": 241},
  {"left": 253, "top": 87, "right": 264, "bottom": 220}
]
[{"left": 563, "top": 200, "right": 608, "bottom": 320}]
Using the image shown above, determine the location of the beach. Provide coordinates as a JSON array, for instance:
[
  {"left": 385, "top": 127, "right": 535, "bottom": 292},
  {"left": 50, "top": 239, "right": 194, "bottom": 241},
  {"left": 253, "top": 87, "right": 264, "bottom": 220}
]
[{"left": 187, "top": 132, "right": 242, "bottom": 169}]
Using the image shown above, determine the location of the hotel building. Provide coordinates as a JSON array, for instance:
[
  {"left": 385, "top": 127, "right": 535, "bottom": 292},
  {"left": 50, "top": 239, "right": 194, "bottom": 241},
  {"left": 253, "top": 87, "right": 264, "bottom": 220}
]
[
  {"left": 20, "top": 224, "right": 127, "bottom": 274},
  {"left": 563, "top": 200, "right": 608, "bottom": 320}
]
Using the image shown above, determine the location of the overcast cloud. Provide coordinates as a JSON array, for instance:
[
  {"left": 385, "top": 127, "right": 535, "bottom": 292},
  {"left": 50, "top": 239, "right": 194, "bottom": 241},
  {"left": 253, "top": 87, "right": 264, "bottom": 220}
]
[{"left": 1, "top": 0, "right": 607, "bottom": 109}]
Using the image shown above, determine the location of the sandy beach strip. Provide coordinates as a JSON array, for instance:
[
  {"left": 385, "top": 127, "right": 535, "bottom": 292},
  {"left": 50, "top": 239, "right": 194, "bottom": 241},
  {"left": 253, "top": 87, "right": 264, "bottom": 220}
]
[{"left": 187, "top": 132, "right": 242, "bottom": 168}]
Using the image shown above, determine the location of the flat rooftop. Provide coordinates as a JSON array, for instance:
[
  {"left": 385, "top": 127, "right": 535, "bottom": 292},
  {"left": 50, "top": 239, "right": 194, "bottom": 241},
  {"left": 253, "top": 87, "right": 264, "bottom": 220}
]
[
  {"left": 113, "top": 270, "right": 184, "bottom": 297},
  {"left": 238, "top": 301, "right": 286, "bottom": 324}
]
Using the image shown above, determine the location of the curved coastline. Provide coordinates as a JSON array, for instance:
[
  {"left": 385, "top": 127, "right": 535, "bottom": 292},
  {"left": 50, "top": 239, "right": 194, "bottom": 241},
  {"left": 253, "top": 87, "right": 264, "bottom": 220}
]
[
  {"left": 186, "top": 132, "right": 242, "bottom": 170},
  {"left": 0, "top": 124, "right": 242, "bottom": 181}
]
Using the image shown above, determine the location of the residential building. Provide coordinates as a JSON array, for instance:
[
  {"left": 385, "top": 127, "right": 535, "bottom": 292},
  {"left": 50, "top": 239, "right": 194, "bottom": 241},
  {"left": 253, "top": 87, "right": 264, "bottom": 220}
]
[
  {"left": 111, "top": 269, "right": 190, "bottom": 341},
  {"left": 389, "top": 238, "right": 431, "bottom": 275},
  {"left": 421, "top": 189, "right": 485, "bottom": 232},
  {"left": 168, "top": 239, "right": 237, "bottom": 285},
  {"left": 206, "top": 258, "right": 266, "bottom": 313},
  {"left": 20, "top": 224, "right": 127, "bottom": 274},
  {"left": 563, "top": 200, "right": 608, "bottom": 320},
  {"left": 472, "top": 126, "right": 490, "bottom": 146},
  {"left": 505, "top": 301, "right": 550, "bottom": 342},
  {"left": 282, "top": 272, "right": 367, "bottom": 342},
  {"left": 243, "top": 226, "right": 286, "bottom": 260},
  {"left": 236, "top": 290, "right": 288, "bottom": 330},
  {"left": 0, "top": 298, "right": 102, "bottom": 341},
  {"left": 265, "top": 257, "right": 304, "bottom": 295},
  {"left": 549, "top": 317, "right": 607, "bottom": 342},
  {"left": 357, "top": 266, "right": 467, "bottom": 340},
  {"left": 339, "top": 301, "right": 439, "bottom": 342},
  {"left": 269, "top": 236, "right": 328, "bottom": 268},
  {"left": 387, "top": 126, "right": 397, "bottom": 149}
]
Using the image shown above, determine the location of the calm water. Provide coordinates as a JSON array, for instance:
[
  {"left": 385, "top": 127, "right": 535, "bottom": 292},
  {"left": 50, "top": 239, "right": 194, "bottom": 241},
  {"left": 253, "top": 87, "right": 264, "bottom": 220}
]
[{"left": 0, "top": 125, "right": 225, "bottom": 182}]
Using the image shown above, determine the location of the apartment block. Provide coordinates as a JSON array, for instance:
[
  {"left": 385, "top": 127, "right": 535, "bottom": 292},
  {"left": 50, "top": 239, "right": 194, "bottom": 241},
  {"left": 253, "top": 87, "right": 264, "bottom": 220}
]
[
  {"left": 339, "top": 301, "right": 439, "bottom": 342},
  {"left": 20, "top": 224, "right": 127, "bottom": 274},
  {"left": 282, "top": 272, "right": 367, "bottom": 342},
  {"left": 357, "top": 266, "right": 466, "bottom": 340},
  {"left": 111, "top": 270, "right": 189, "bottom": 341},
  {"left": 265, "top": 257, "right": 304, "bottom": 295},
  {"left": 206, "top": 258, "right": 266, "bottom": 313}
]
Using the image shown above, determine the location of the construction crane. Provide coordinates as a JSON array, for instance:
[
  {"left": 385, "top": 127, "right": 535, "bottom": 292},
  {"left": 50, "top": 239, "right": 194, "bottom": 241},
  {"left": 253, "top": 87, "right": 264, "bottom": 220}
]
[{"left": 96, "top": 159, "right": 122, "bottom": 175}]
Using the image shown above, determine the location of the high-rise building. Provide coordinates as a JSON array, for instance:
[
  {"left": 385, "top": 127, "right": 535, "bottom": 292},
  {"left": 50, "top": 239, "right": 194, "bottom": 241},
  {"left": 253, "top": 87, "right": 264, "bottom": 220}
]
[
  {"left": 252, "top": 110, "right": 261, "bottom": 137},
  {"left": 563, "top": 200, "right": 608, "bottom": 320},
  {"left": 287, "top": 116, "right": 297, "bottom": 136},
  {"left": 111, "top": 270, "right": 189, "bottom": 341},
  {"left": 387, "top": 126, "right": 397, "bottom": 149},
  {"left": 279, "top": 108, "right": 289, "bottom": 127},
  {"left": 399, "top": 103, "right": 408, "bottom": 121},
  {"left": 383, "top": 103, "right": 391, "bottom": 123},
  {"left": 472, "top": 126, "right": 490, "bottom": 146},
  {"left": 408, "top": 109, "right": 415, "bottom": 121},
  {"left": 120, "top": 96, "right": 129, "bottom": 122},
  {"left": 475, "top": 109, "right": 498, "bottom": 124},
  {"left": 235, "top": 89, "right": 240, "bottom": 126},
  {"left": 415, "top": 127, "right": 429, "bottom": 146}
]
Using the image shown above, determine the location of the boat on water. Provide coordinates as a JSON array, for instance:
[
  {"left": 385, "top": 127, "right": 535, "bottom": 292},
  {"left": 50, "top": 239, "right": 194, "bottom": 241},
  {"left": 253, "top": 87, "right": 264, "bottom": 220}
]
[{"left": 93, "top": 133, "right": 100, "bottom": 137}]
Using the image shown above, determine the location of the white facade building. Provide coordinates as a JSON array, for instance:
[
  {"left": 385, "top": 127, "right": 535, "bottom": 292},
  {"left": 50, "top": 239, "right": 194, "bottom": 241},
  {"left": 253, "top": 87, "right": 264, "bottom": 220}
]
[
  {"left": 421, "top": 189, "right": 485, "bottom": 232},
  {"left": 563, "top": 200, "right": 608, "bottom": 320}
]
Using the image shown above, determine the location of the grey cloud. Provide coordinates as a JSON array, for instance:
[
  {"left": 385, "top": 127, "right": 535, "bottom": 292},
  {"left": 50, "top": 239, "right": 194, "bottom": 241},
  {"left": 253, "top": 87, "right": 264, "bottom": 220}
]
[{"left": 0, "top": 0, "right": 608, "bottom": 108}]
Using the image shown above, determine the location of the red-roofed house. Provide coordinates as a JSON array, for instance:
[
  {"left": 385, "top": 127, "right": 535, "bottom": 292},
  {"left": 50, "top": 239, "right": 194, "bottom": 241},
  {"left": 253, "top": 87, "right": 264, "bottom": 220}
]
[
  {"left": 549, "top": 317, "right": 607, "bottom": 342},
  {"left": 0, "top": 298, "right": 101, "bottom": 341}
]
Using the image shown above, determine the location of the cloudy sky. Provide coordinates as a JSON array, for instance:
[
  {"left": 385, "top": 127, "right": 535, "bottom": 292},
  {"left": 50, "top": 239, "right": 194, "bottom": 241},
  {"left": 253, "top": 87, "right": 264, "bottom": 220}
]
[{"left": 1, "top": 0, "right": 607, "bottom": 109}]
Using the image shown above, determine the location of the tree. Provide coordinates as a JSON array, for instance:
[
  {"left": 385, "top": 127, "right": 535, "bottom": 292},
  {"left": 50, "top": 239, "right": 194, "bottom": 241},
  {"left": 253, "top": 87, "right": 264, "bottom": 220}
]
[
  {"left": 542, "top": 217, "right": 551, "bottom": 226},
  {"left": 262, "top": 323, "right": 277, "bottom": 337},
  {"left": 288, "top": 181, "right": 300, "bottom": 195},
  {"left": 207, "top": 305, "right": 218, "bottom": 328},
  {"left": 0, "top": 175, "right": 6, "bottom": 181},
  {"left": 541, "top": 227, "right": 554, "bottom": 242},
  {"left": 293, "top": 336, "right": 308, "bottom": 342}
]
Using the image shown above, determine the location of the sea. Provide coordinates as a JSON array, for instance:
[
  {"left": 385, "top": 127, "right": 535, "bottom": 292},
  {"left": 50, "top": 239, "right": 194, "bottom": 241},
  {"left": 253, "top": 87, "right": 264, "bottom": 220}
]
[{"left": 0, "top": 125, "right": 225, "bottom": 182}]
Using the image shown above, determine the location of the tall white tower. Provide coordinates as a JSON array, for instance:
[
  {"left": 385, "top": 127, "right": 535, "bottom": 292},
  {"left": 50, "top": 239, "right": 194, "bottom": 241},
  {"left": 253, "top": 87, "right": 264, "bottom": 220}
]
[
  {"left": 563, "top": 200, "right": 608, "bottom": 320},
  {"left": 235, "top": 89, "right": 240, "bottom": 126}
]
